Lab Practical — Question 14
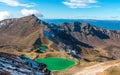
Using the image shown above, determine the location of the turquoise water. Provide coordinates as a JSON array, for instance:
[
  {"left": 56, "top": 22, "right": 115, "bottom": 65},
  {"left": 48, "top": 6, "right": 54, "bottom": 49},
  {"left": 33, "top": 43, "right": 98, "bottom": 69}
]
[
  {"left": 36, "top": 57, "right": 77, "bottom": 71},
  {"left": 42, "top": 19, "right": 120, "bottom": 30}
]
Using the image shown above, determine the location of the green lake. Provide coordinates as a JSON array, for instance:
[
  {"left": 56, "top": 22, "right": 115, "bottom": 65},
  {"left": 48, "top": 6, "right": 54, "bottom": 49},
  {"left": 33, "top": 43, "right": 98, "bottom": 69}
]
[{"left": 36, "top": 57, "right": 77, "bottom": 71}]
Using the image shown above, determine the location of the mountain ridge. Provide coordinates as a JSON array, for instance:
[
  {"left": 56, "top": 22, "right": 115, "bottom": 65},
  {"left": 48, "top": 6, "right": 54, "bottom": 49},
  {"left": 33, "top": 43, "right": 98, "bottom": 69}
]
[
  {"left": 0, "top": 15, "right": 120, "bottom": 61},
  {"left": 43, "top": 19, "right": 120, "bottom": 30}
]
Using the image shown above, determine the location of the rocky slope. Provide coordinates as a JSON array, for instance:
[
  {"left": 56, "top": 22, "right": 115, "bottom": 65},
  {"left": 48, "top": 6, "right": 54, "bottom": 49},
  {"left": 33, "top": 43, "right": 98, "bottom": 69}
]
[
  {"left": 44, "top": 22, "right": 120, "bottom": 59},
  {"left": 0, "top": 15, "right": 49, "bottom": 53},
  {"left": 0, "top": 52, "right": 51, "bottom": 75},
  {"left": 0, "top": 14, "right": 120, "bottom": 75},
  {"left": 0, "top": 15, "right": 120, "bottom": 60},
  {"left": 46, "top": 22, "right": 120, "bottom": 48},
  {"left": 103, "top": 65, "right": 120, "bottom": 75}
]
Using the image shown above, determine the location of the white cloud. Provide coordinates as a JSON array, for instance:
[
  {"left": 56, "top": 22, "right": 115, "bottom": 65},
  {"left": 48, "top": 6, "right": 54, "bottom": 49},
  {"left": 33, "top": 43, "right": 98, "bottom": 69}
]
[
  {"left": 21, "top": 9, "right": 43, "bottom": 17},
  {"left": 0, "top": 0, "right": 34, "bottom": 7},
  {"left": 0, "top": 11, "right": 10, "bottom": 21},
  {"left": 63, "top": 0, "right": 100, "bottom": 8}
]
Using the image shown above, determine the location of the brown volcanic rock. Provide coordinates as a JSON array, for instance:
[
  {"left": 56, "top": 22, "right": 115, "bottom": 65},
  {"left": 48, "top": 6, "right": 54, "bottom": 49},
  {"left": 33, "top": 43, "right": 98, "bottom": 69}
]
[
  {"left": 45, "top": 22, "right": 120, "bottom": 60},
  {"left": 0, "top": 71, "right": 11, "bottom": 75},
  {"left": 104, "top": 65, "right": 120, "bottom": 75},
  {"left": 0, "top": 15, "right": 43, "bottom": 36},
  {"left": 0, "top": 15, "right": 48, "bottom": 52},
  {"left": 60, "top": 22, "right": 120, "bottom": 48},
  {"left": 0, "top": 15, "right": 120, "bottom": 61}
]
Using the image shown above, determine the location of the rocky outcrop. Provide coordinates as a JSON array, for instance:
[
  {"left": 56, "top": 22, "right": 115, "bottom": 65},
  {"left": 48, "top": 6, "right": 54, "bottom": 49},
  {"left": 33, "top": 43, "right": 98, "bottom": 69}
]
[
  {"left": 0, "top": 52, "right": 51, "bottom": 75},
  {"left": 0, "top": 15, "right": 48, "bottom": 51},
  {"left": 44, "top": 22, "right": 120, "bottom": 59},
  {"left": 0, "top": 15, "right": 120, "bottom": 60}
]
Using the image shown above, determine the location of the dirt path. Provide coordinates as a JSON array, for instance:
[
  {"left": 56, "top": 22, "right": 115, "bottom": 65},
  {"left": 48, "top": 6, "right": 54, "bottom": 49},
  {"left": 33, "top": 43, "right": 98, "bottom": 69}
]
[{"left": 74, "top": 59, "right": 120, "bottom": 75}]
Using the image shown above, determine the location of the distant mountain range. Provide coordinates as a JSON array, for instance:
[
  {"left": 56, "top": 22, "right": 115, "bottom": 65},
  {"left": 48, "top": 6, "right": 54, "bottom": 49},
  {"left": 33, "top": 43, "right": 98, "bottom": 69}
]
[
  {"left": 43, "top": 19, "right": 120, "bottom": 30},
  {"left": 0, "top": 14, "right": 119, "bottom": 58},
  {"left": 0, "top": 15, "right": 120, "bottom": 75}
]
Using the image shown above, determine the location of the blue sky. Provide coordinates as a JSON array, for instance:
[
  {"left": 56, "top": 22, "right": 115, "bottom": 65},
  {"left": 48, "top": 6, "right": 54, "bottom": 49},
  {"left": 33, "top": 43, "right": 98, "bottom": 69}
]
[{"left": 0, "top": 0, "right": 120, "bottom": 20}]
